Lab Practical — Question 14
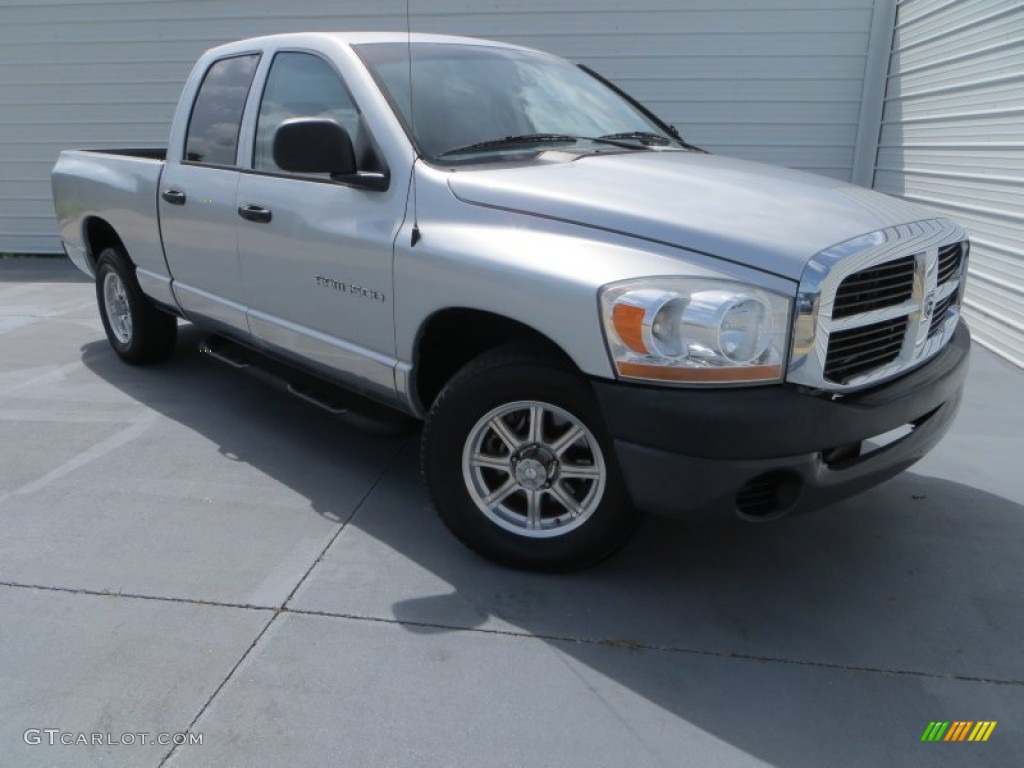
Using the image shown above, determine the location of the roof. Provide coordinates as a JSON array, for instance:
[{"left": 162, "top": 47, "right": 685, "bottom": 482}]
[{"left": 206, "top": 31, "right": 535, "bottom": 59}]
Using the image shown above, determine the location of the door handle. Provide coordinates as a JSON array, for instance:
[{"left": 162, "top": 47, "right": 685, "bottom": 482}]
[
  {"left": 162, "top": 189, "right": 186, "bottom": 205},
  {"left": 238, "top": 204, "right": 272, "bottom": 223}
]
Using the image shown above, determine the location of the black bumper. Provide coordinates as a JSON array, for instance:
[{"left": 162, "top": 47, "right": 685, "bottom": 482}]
[{"left": 591, "top": 322, "right": 970, "bottom": 520}]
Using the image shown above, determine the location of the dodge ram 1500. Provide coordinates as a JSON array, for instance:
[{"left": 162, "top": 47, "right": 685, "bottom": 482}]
[{"left": 52, "top": 32, "right": 970, "bottom": 570}]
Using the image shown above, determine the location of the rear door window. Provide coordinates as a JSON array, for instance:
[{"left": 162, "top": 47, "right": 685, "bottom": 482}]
[{"left": 185, "top": 54, "right": 260, "bottom": 166}]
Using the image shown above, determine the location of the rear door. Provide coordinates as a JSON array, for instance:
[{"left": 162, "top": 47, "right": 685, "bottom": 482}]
[
  {"left": 160, "top": 53, "right": 259, "bottom": 333},
  {"left": 235, "top": 50, "right": 406, "bottom": 401}
]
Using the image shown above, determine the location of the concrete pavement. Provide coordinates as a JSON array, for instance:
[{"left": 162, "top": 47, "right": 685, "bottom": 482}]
[{"left": 1, "top": 257, "right": 1022, "bottom": 767}]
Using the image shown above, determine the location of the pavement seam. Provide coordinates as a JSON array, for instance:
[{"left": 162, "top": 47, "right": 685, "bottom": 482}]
[
  {"left": 156, "top": 438, "right": 410, "bottom": 766},
  {"left": 281, "top": 607, "right": 1024, "bottom": 688},
  {"left": 3, "top": 575, "right": 1021, "bottom": 690},
  {"left": 280, "top": 438, "right": 412, "bottom": 609},
  {"left": 0, "top": 580, "right": 277, "bottom": 611},
  {"left": 157, "top": 609, "right": 279, "bottom": 767}
]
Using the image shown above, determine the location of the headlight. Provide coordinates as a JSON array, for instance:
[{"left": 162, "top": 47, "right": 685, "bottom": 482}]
[{"left": 600, "top": 278, "right": 792, "bottom": 384}]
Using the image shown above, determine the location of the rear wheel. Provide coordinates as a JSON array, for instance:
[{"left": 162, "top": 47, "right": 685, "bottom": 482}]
[
  {"left": 422, "top": 345, "right": 641, "bottom": 571},
  {"left": 95, "top": 246, "right": 177, "bottom": 364}
]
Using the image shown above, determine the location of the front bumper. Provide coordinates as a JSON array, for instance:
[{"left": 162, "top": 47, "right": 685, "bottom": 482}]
[{"left": 591, "top": 321, "right": 970, "bottom": 520}]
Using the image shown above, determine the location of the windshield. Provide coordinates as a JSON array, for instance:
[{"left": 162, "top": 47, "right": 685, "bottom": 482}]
[{"left": 355, "top": 42, "right": 677, "bottom": 162}]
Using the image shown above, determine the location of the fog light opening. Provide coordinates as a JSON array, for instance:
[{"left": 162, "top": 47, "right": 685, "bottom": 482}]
[
  {"left": 735, "top": 472, "right": 801, "bottom": 522},
  {"left": 822, "top": 441, "right": 862, "bottom": 466}
]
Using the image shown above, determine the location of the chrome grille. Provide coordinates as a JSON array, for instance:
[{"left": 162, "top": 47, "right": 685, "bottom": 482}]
[
  {"left": 824, "top": 318, "right": 907, "bottom": 383},
  {"left": 929, "top": 292, "right": 957, "bottom": 337},
  {"left": 832, "top": 256, "right": 915, "bottom": 319},
  {"left": 788, "top": 219, "right": 968, "bottom": 393},
  {"left": 937, "top": 242, "right": 963, "bottom": 285}
]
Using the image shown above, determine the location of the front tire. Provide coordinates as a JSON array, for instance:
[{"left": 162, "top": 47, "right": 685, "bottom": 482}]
[
  {"left": 95, "top": 246, "right": 177, "bottom": 364},
  {"left": 422, "top": 346, "right": 641, "bottom": 571}
]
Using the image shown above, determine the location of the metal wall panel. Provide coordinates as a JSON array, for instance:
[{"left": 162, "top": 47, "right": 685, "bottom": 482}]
[
  {"left": 2, "top": 0, "right": 878, "bottom": 253},
  {"left": 874, "top": 0, "right": 1024, "bottom": 367}
]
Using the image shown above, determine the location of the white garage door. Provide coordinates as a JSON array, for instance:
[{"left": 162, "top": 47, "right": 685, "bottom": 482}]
[
  {"left": 874, "top": 0, "right": 1024, "bottom": 367},
  {"left": 2, "top": 0, "right": 885, "bottom": 254}
]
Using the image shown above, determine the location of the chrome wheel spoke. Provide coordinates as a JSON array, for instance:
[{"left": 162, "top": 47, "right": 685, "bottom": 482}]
[
  {"left": 550, "top": 424, "right": 584, "bottom": 456},
  {"left": 525, "top": 489, "right": 543, "bottom": 529},
  {"left": 483, "top": 477, "right": 517, "bottom": 507},
  {"left": 558, "top": 463, "right": 600, "bottom": 480},
  {"left": 548, "top": 482, "right": 584, "bottom": 517},
  {"left": 471, "top": 452, "right": 512, "bottom": 473},
  {"left": 489, "top": 417, "right": 521, "bottom": 452},
  {"left": 527, "top": 404, "right": 543, "bottom": 444}
]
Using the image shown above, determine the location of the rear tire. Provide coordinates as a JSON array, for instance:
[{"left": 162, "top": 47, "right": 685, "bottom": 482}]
[
  {"left": 95, "top": 246, "right": 177, "bottom": 364},
  {"left": 421, "top": 345, "right": 641, "bottom": 571}
]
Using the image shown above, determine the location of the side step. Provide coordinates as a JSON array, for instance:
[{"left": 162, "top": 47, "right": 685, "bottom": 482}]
[
  {"left": 199, "top": 335, "right": 251, "bottom": 368},
  {"left": 286, "top": 382, "right": 348, "bottom": 415},
  {"left": 198, "top": 334, "right": 415, "bottom": 437}
]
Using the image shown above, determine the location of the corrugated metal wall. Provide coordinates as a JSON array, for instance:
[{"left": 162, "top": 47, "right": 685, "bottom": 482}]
[
  {"left": 874, "top": 0, "right": 1024, "bottom": 367},
  {"left": 1, "top": 0, "right": 882, "bottom": 254}
]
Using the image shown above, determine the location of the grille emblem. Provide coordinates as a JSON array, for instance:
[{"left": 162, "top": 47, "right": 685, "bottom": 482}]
[{"left": 923, "top": 291, "right": 936, "bottom": 319}]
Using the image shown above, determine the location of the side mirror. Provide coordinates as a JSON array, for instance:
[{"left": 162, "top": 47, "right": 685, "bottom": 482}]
[{"left": 273, "top": 118, "right": 357, "bottom": 175}]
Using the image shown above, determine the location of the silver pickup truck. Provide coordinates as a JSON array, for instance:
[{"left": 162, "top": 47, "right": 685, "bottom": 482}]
[{"left": 52, "top": 32, "right": 970, "bottom": 571}]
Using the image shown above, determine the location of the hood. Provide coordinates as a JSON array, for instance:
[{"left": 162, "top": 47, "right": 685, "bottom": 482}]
[{"left": 447, "top": 151, "right": 937, "bottom": 281}]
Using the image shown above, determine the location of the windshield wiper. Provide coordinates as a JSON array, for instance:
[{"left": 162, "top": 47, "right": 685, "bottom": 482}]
[
  {"left": 599, "top": 131, "right": 703, "bottom": 151},
  {"left": 598, "top": 131, "right": 675, "bottom": 147},
  {"left": 437, "top": 132, "right": 651, "bottom": 158},
  {"left": 438, "top": 134, "right": 581, "bottom": 157}
]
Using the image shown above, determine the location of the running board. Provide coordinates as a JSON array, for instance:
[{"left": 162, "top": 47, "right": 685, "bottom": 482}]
[
  {"left": 286, "top": 382, "right": 349, "bottom": 415},
  {"left": 198, "top": 335, "right": 414, "bottom": 437},
  {"left": 199, "top": 335, "right": 251, "bottom": 368}
]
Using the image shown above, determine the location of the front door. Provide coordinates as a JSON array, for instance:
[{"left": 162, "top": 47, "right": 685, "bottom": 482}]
[{"left": 235, "top": 51, "right": 407, "bottom": 401}]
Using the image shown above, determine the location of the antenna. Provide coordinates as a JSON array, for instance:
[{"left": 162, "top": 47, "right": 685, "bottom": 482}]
[
  {"left": 406, "top": 0, "right": 420, "bottom": 246},
  {"left": 406, "top": 0, "right": 414, "bottom": 134}
]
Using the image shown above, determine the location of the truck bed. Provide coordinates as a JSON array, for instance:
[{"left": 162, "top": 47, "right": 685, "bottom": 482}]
[
  {"left": 51, "top": 148, "right": 169, "bottom": 291},
  {"left": 79, "top": 147, "right": 167, "bottom": 160}
]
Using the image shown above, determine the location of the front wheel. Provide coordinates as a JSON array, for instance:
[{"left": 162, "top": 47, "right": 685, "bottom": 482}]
[{"left": 421, "top": 346, "right": 641, "bottom": 571}]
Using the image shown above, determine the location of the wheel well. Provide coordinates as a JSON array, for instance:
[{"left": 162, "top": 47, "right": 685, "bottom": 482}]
[
  {"left": 82, "top": 218, "right": 125, "bottom": 270},
  {"left": 414, "top": 309, "right": 574, "bottom": 411}
]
